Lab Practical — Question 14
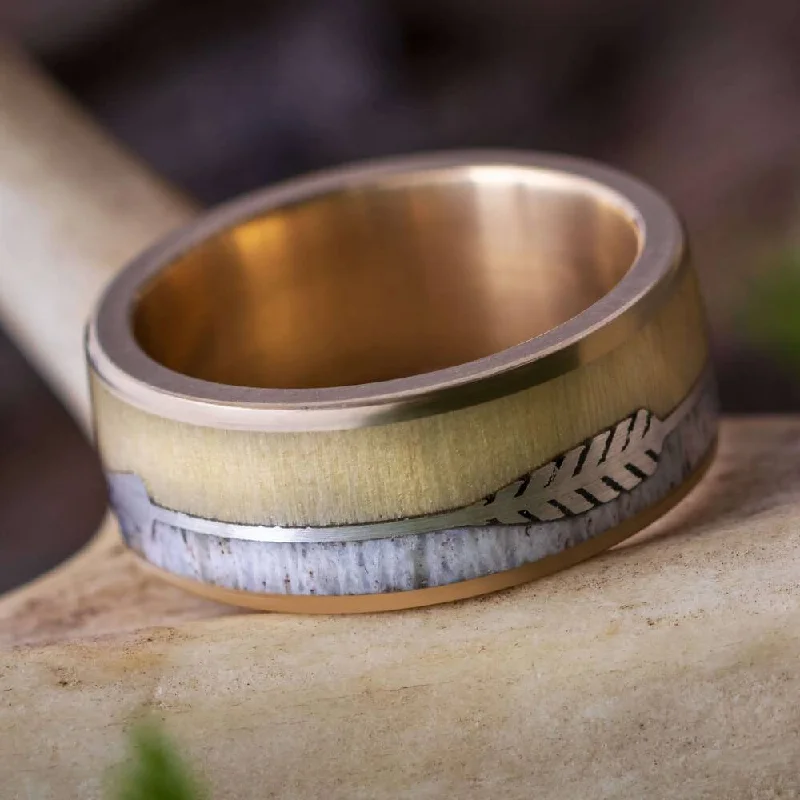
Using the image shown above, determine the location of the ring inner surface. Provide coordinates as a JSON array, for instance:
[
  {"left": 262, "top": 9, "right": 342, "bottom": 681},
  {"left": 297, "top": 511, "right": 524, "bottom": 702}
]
[{"left": 133, "top": 168, "right": 641, "bottom": 390}]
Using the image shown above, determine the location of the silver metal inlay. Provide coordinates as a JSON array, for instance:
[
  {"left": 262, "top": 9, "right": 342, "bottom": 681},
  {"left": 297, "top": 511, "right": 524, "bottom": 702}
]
[{"left": 108, "top": 368, "right": 714, "bottom": 545}]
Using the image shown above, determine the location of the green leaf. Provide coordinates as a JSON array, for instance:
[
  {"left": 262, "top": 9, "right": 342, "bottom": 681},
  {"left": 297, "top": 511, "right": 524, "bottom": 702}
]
[
  {"left": 743, "top": 251, "right": 800, "bottom": 371},
  {"left": 110, "top": 721, "right": 207, "bottom": 800}
]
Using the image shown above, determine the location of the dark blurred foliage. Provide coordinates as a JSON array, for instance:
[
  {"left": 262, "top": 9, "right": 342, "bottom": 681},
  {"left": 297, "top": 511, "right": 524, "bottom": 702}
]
[
  {"left": 745, "top": 253, "right": 800, "bottom": 372},
  {"left": 38, "top": 0, "right": 690, "bottom": 202},
  {"left": 1, "top": 0, "right": 799, "bottom": 589}
]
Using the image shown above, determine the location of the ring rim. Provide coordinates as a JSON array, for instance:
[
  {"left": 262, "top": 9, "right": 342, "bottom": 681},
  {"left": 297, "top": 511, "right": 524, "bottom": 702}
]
[{"left": 87, "top": 150, "right": 685, "bottom": 432}]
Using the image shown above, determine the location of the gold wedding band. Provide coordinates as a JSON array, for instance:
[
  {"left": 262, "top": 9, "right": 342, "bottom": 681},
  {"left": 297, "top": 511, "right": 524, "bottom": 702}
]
[{"left": 86, "top": 151, "right": 717, "bottom": 612}]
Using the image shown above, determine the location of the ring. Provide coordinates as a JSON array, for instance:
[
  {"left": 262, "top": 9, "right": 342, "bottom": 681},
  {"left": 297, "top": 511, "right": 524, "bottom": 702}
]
[{"left": 86, "top": 151, "right": 718, "bottom": 612}]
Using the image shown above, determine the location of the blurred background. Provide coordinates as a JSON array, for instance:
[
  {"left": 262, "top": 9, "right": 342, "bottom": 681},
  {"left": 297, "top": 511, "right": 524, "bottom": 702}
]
[{"left": 1, "top": 0, "right": 800, "bottom": 591}]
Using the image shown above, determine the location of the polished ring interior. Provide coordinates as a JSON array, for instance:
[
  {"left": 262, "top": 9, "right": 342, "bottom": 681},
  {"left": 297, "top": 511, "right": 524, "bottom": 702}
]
[{"left": 87, "top": 151, "right": 717, "bottom": 612}]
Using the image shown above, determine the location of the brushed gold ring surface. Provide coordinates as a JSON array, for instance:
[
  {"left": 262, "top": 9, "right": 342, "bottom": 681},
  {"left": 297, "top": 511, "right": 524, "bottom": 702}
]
[{"left": 86, "top": 151, "right": 717, "bottom": 611}]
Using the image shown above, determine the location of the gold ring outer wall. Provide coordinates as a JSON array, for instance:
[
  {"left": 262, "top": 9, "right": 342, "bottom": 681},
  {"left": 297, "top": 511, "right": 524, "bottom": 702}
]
[{"left": 90, "top": 263, "right": 708, "bottom": 528}]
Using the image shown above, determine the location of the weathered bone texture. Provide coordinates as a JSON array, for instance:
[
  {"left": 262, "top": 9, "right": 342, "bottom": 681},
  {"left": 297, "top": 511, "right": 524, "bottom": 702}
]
[{"left": 4, "top": 420, "right": 800, "bottom": 800}]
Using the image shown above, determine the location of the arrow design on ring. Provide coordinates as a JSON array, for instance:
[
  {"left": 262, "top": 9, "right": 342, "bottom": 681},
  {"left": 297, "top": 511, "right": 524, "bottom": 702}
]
[{"left": 108, "top": 369, "right": 712, "bottom": 544}]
